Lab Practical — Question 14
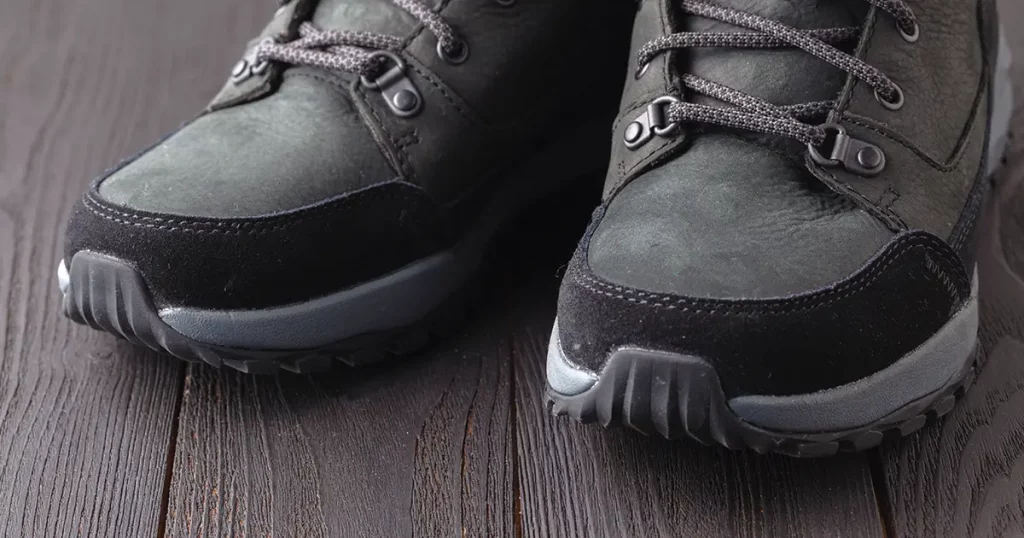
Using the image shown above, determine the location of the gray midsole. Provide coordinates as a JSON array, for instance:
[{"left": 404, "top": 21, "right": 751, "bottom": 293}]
[
  {"left": 546, "top": 322, "right": 598, "bottom": 395},
  {"left": 158, "top": 251, "right": 458, "bottom": 349},
  {"left": 547, "top": 273, "right": 979, "bottom": 432}
]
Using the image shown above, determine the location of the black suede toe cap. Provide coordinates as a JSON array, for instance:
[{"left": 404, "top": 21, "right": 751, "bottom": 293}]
[
  {"left": 64, "top": 179, "right": 452, "bottom": 310},
  {"left": 556, "top": 207, "right": 973, "bottom": 397}
]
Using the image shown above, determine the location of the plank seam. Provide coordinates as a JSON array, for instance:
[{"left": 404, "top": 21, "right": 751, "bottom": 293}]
[
  {"left": 155, "top": 364, "right": 187, "bottom": 538},
  {"left": 868, "top": 450, "right": 897, "bottom": 537},
  {"left": 509, "top": 337, "right": 524, "bottom": 538}
]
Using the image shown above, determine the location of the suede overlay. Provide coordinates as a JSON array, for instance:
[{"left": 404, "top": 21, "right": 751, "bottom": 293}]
[{"left": 65, "top": 179, "right": 452, "bottom": 310}]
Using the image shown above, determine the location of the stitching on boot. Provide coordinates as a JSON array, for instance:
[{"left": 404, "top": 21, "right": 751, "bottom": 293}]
[{"left": 574, "top": 234, "right": 967, "bottom": 315}]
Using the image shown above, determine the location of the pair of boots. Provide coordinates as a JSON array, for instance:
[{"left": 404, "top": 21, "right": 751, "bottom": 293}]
[{"left": 60, "top": 0, "right": 1013, "bottom": 456}]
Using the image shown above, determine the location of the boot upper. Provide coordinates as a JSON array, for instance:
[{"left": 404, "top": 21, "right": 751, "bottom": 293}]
[{"left": 557, "top": 0, "right": 999, "bottom": 396}]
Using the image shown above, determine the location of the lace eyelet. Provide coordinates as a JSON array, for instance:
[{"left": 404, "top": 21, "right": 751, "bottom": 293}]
[
  {"left": 360, "top": 51, "right": 424, "bottom": 118},
  {"left": 437, "top": 39, "right": 469, "bottom": 65},
  {"left": 808, "top": 123, "right": 886, "bottom": 177},
  {"left": 874, "top": 82, "right": 904, "bottom": 111},
  {"left": 230, "top": 59, "right": 250, "bottom": 82},
  {"left": 494, "top": 0, "right": 516, "bottom": 6},
  {"left": 899, "top": 21, "right": 920, "bottom": 43},
  {"left": 250, "top": 60, "right": 270, "bottom": 76},
  {"left": 635, "top": 61, "right": 651, "bottom": 79}
]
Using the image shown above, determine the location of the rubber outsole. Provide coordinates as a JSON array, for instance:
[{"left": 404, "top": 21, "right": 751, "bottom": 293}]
[
  {"left": 547, "top": 346, "right": 977, "bottom": 458},
  {"left": 62, "top": 250, "right": 466, "bottom": 373}
]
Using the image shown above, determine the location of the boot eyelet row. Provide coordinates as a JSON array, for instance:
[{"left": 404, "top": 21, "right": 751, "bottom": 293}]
[
  {"left": 899, "top": 21, "right": 920, "bottom": 43},
  {"left": 874, "top": 82, "right": 904, "bottom": 111},
  {"left": 437, "top": 39, "right": 470, "bottom": 65},
  {"left": 635, "top": 61, "right": 650, "bottom": 79},
  {"left": 877, "top": 20, "right": 916, "bottom": 111},
  {"left": 231, "top": 37, "right": 276, "bottom": 84},
  {"left": 435, "top": 0, "right": 517, "bottom": 66}
]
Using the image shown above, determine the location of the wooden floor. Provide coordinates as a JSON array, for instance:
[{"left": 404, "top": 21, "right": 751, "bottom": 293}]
[{"left": 2, "top": 0, "right": 1023, "bottom": 536}]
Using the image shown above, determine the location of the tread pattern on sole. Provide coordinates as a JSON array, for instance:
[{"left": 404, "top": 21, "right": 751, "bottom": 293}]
[
  {"left": 62, "top": 251, "right": 465, "bottom": 374},
  {"left": 547, "top": 349, "right": 977, "bottom": 458}
]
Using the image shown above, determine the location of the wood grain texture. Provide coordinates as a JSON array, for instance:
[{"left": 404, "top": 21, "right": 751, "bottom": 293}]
[
  {"left": 164, "top": 311, "right": 516, "bottom": 538},
  {"left": 0, "top": 0, "right": 264, "bottom": 535}
]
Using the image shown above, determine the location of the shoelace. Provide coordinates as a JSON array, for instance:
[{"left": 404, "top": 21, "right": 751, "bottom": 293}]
[
  {"left": 634, "top": 0, "right": 918, "bottom": 149},
  {"left": 254, "top": 0, "right": 465, "bottom": 77}
]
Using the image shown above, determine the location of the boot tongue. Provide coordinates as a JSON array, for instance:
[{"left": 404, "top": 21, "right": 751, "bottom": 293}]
[
  {"left": 311, "top": 0, "right": 420, "bottom": 35},
  {"left": 683, "top": 0, "right": 868, "bottom": 107}
]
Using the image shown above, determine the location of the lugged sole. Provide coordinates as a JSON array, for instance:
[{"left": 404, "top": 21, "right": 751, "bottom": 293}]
[
  {"left": 62, "top": 250, "right": 467, "bottom": 373},
  {"left": 547, "top": 347, "right": 977, "bottom": 457}
]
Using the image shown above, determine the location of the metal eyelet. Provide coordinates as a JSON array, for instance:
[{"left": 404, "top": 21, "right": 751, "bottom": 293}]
[
  {"left": 360, "top": 51, "right": 424, "bottom": 118},
  {"left": 624, "top": 95, "right": 681, "bottom": 150},
  {"left": 250, "top": 59, "right": 270, "bottom": 76},
  {"left": 230, "top": 59, "right": 250, "bottom": 83},
  {"left": 494, "top": 0, "right": 516, "bottom": 6},
  {"left": 808, "top": 123, "right": 886, "bottom": 177},
  {"left": 874, "top": 82, "right": 904, "bottom": 111},
  {"left": 635, "top": 61, "right": 651, "bottom": 79},
  {"left": 437, "top": 38, "right": 469, "bottom": 65},
  {"left": 898, "top": 21, "right": 920, "bottom": 43}
]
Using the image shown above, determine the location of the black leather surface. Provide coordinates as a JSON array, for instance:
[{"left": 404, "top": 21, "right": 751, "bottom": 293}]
[
  {"left": 99, "top": 71, "right": 395, "bottom": 217},
  {"left": 97, "top": 0, "right": 633, "bottom": 215},
  {"left": 812, "top": 0, "right": 994, "bottom": 238},
  {"left": 604, "top": 0, "right": 866, "bottom": 198},
  {"left": 603, "top": 0, "right": 687, "bottom": 199},
  {"left": 590, "top": 134, "right": 893, "bottom": 299}
]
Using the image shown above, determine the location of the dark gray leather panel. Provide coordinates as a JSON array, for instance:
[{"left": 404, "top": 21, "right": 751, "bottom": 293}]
[
  {"left": 207, "top": 0, "right": 315, "bottom": 110},
  {"left": 355, "top": 0, "right": 633, "bottom": 204},
  {"left": 845, "top": 0, "right": 984, "bottom": 160},
  {"left": 819, "top": 0, "right": 991, "bottom": 237},
  {"left": 99, "top": 72, "right": 395, "bottom": 217},
  {"left": 604, "top": 0, "right": 687, "bottom": 198},
  {"left": 684, "top": 0, "right": 867, "bottom": 108},
  {"left": 589, "top": 134, "right": 893, "bottom": 299},
  {"left": 352, "top": 53, "right": 493, "bottom": 204},
  {"left": 313, "top": 0, "right": 419, "bottom": 35}
]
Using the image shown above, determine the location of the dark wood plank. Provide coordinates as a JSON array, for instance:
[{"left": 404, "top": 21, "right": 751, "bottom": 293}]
[
  {"left": 0, "top": 0, "right": 268, "bottom": 535},
  {"left": 164, "top": 299, "right": 516, "bottom": 537}
]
